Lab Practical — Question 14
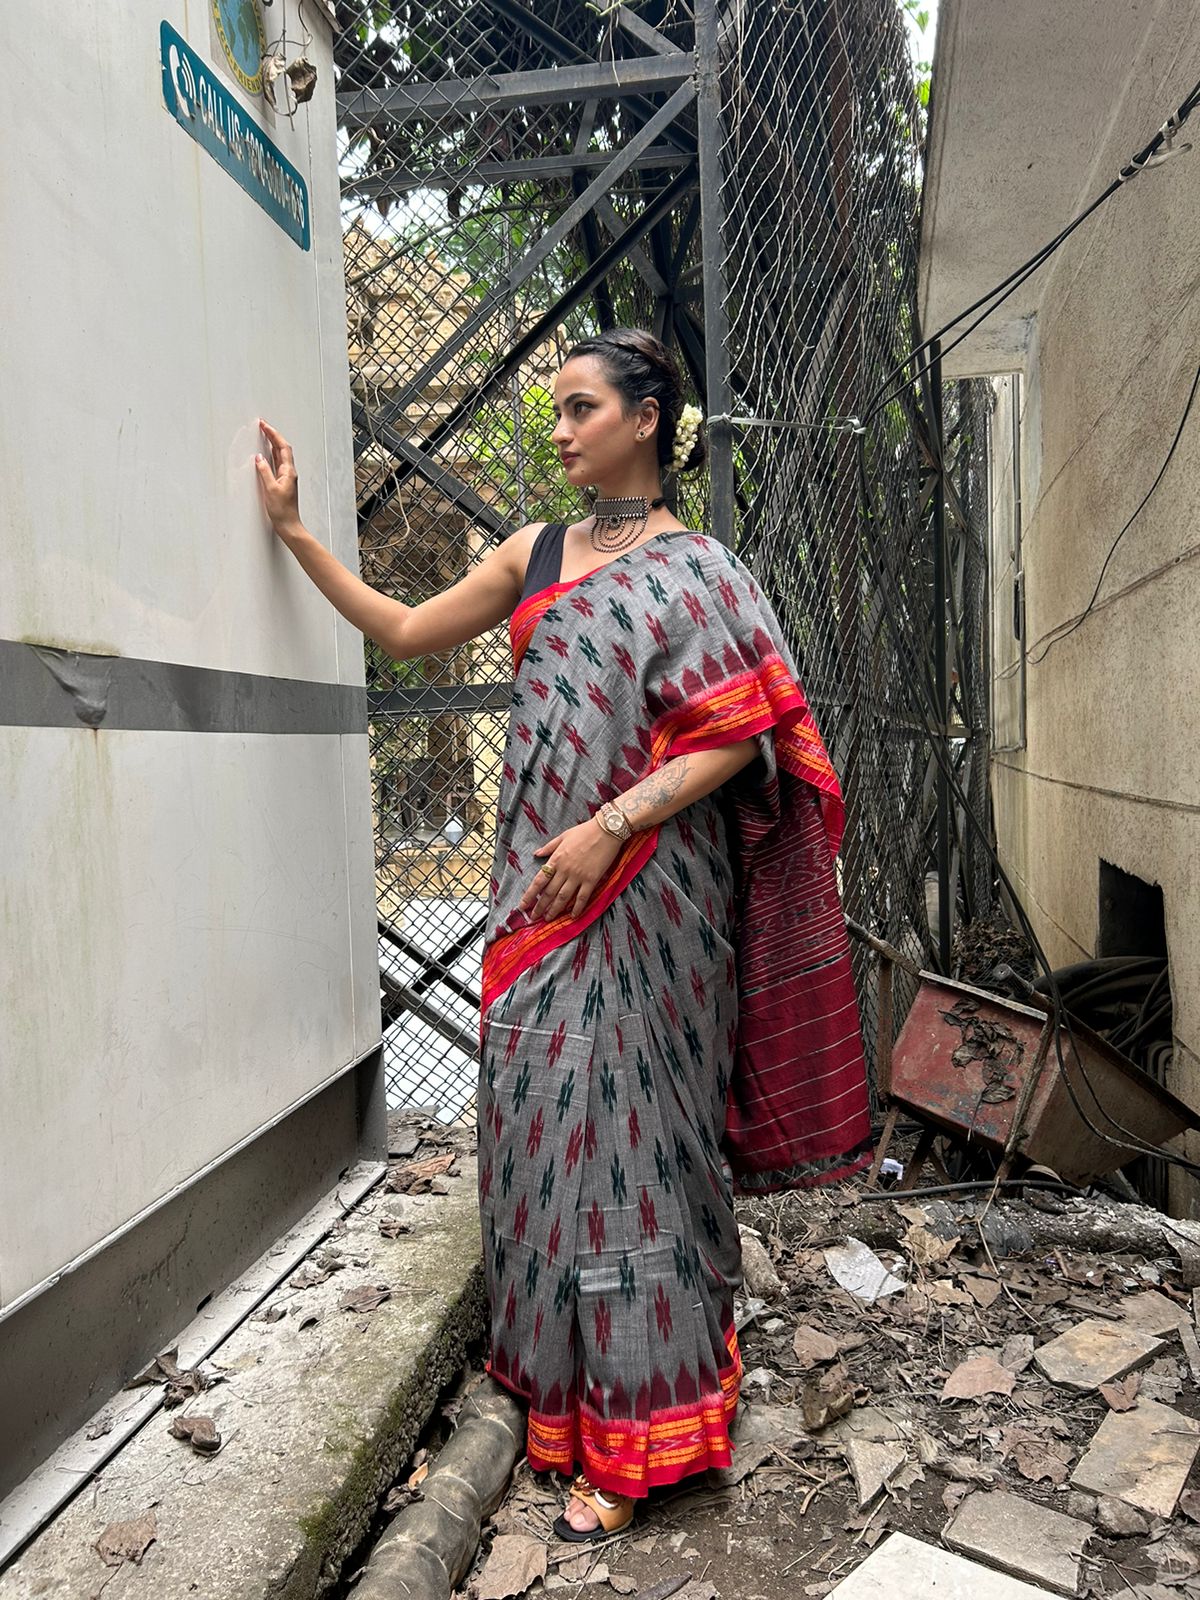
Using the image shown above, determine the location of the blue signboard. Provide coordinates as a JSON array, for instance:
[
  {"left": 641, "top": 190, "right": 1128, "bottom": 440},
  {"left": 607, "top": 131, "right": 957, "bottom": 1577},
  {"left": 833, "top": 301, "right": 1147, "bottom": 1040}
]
[{"left": 160, "top": 21, "right": 311, "bottom": 250}]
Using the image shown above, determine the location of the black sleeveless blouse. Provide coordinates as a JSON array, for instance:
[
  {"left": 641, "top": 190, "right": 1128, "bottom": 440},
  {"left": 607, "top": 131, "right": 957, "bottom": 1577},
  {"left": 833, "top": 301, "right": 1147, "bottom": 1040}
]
[{"left": 519, "top": 522, "right": 567, "bottom": 602}]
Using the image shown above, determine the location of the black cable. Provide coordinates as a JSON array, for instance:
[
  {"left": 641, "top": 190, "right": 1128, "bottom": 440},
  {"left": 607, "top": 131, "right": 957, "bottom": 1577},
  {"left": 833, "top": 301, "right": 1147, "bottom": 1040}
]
[
  {"left": 1027, "top": 356, "right": 1200, "bottom": 665},
  {"left": 869, "top": 226, "right": 1089, "bottom": 422},
  {"left": 865, "top": 78, "right": 1200, "bottom": 424}
]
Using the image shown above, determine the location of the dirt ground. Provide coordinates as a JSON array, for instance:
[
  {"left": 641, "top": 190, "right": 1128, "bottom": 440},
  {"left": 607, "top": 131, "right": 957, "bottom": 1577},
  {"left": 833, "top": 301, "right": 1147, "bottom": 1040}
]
[
  {"left": 346, "top": 1146, "right": 1200, "bottom": 1600},
  {"left": 349, "top": 915, "right": 1200, "bottom": 1600}
]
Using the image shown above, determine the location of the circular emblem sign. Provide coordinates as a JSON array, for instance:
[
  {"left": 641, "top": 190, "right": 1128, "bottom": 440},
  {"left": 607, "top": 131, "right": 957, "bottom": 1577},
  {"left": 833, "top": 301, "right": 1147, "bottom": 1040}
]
[{"left": 211, "top": 0, "right": 267, "bottom": 95}]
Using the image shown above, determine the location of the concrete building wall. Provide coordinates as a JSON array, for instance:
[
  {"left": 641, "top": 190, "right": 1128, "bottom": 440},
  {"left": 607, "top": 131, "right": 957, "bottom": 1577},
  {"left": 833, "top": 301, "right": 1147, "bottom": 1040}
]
[
  {"left": 985, "top": 10, "right": 1200, "bottom": 1205},
  {"left": 0, "top": 0, "right": 383, "bottom": 1501}
]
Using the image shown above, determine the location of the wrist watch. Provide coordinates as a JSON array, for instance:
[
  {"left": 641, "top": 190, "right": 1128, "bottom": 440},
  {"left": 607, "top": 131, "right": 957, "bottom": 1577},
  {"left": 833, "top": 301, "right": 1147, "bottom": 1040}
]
[{"left": 595, "top": 800, "right": 634, "bottom": 842}]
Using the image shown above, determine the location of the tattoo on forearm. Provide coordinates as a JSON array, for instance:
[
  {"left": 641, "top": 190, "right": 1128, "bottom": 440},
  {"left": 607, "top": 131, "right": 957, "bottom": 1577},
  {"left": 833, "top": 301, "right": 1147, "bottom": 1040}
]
[
  {"left": 617, "top": 756, "right": 691, "bottom": 826},
  {"left": 612, "top": 739, "right": 758, "bottom": 830}
]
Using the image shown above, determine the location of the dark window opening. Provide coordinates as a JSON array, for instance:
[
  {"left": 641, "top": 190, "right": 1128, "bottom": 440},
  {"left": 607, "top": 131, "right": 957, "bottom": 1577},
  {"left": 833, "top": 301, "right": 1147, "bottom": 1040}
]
[
  {"left": 1098, "top": 860, "right": 1169, "bottom": 962},
  {"left": 1097, "top": 860, "right": 1173, "bottom": 1207}
]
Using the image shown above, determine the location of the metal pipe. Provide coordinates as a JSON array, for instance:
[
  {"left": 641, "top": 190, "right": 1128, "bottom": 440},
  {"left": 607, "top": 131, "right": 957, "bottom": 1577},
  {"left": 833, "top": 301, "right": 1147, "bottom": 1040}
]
[
  {"left": 338, "top": 53, "right": 697, "bottom": 125},
  {"left": 858, "top": 1177, "right": 1086, "bottom": 1202},
  {"left": 931, "top": 341, "right": 953, "bottom": 972},
  {"left": 695, "top": 0, "right": 735, "bottom": 547},
  {"left": 992, "top": 374, "right": 1028, "bottom": 753}
]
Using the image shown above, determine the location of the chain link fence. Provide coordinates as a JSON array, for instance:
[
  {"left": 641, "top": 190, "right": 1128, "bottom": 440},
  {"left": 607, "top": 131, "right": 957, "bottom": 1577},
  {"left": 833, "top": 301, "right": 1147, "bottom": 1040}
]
[{"left": 333, "top": 0, "right": 993, "bottom": 1120}]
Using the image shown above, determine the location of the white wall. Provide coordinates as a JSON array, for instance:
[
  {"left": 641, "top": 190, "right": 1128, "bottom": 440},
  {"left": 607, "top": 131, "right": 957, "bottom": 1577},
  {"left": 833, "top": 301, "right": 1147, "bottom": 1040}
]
[
  {"left": 985, "top": 9, "right": 1200, "bottom": 1207},
  {"left": 0, "top": 1, "right": 379, "bottom": 1310}
]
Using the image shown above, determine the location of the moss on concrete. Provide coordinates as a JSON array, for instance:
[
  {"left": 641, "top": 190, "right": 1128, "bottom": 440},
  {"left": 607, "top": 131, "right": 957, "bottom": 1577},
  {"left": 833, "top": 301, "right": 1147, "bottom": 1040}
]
[{"left": 281, "top": 1262, "right": 488, "bottom": 1599}]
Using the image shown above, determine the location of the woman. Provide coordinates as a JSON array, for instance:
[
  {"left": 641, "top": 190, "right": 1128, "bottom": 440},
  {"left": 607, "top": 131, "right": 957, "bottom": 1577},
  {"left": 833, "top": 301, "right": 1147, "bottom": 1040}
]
[{"left": 256, "top": 328, "right": 871, "bottom": 1544}]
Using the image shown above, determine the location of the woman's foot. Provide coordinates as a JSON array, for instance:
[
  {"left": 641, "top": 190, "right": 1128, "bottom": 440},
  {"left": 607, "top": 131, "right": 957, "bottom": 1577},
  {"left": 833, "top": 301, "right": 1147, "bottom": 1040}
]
[{"left": 552, "top": 1476, "right": 635, "bottom": 1543}]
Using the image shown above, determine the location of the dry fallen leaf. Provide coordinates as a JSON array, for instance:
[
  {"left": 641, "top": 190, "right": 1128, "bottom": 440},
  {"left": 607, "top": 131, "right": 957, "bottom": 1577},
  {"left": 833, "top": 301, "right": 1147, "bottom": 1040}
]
[
  {"left": 167, "top": 1414, "right": 221, "bottom": 1454},
  {"left": 285, "top": 56, "right": 318, "bottom": 104},
  {"left": 903, "top": 1223, "right": 960, "bottom": 1267},
  {"left": 94, "top": 1509, "right": 157, "bottom": 1569},
  {"left": 962, "top": 1276, "right": 1002, "bottom": 1309},
  {"left": 475, "top": 1532, "right": 547, "bottom": 1599},
  {"left": 1100, "top": 1372, "right": 1141, "bottom": 1411},
  {"left": 260, "top": 49, "right": 287, "bottom": 110},
  {"left": 125, "top": 1349, "right": 185, "bottom": 1389},
  {"left": 926, "top": 1279, "right": 974, "bottom": 1308},
  {"left": 379, "top": 1216, "right": 411, "bottom": 1239},
  {"left": 290, "top": 1251, "right": 346, "bottom": 1291},
  {"left": 943, "top": 1481, "right": 971, "bottom": 1515},
  {"left": 339, "top": 1284, "right": 391, "bottom": 1314},
  {"left": 1010, "top": 1436, "right": 1073, "bottom": 1484},
  {"left": 940, "top": 1354, "right": 1016, "bottom": 1402},
  {"left": 407, "top": 1460, "right": 429, "bottom": 1489},
  {"left": 386, "top": 1153, "right": 457, "bottom": 1194},
  {"left": 793, "top": 1324, "right": 840, "bottom": 1367},
  {"left": 802, "top": 1364, "right": 855, "bottom": 1431},
  {"left": 123, "top": 1349, "right": 212, "bottom": 1408}
]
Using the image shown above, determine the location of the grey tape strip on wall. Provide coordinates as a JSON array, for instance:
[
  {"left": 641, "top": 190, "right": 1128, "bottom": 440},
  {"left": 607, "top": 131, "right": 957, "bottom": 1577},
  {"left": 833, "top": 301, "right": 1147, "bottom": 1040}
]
[{"left": 0, "top": 640, "right": 367, "bottom": 735}]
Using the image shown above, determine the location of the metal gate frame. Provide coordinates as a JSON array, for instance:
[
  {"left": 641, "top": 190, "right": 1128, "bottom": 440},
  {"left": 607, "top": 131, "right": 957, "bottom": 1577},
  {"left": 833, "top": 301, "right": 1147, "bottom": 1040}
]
[{"left": 334, "top": 0, "right": 993, "bottom": 1113}]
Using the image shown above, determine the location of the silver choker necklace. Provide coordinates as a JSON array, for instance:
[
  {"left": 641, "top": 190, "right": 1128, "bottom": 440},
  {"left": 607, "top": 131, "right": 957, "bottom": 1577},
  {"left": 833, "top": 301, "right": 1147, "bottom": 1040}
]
[{"left": 589, "top": 494, "right": 666, "bottom": 551}]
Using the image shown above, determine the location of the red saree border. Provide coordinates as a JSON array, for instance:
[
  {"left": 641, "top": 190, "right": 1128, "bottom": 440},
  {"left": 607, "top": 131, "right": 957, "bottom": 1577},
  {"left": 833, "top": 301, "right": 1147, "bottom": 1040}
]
[
  {"left": 481, "top": 825, "right": 660, "bottom": 1014},
  {"left": 481, "top": 651, "right": 844, "bottom": 1017},
  {"left": 510, "top": 579, "right": 574, "bottom": 674},
  {"left": 486, "top": 1322, "right": 742, "bottom": 1498},
  {"left": 736, "top": 1140, "right": 874, "bottom": 1195}
]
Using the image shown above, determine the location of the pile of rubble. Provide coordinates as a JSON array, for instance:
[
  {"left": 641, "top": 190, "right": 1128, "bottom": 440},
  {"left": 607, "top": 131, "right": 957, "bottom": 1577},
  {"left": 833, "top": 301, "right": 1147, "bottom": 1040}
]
[{"left": 449, "top": 1181, "right": 1200, "bottom": 1600}]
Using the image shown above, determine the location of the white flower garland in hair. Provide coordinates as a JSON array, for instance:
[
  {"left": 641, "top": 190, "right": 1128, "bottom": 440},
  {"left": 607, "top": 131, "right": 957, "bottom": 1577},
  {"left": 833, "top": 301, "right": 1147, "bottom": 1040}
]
[{"left": 669, "top": 403, "right": 704, "bottom": 474}]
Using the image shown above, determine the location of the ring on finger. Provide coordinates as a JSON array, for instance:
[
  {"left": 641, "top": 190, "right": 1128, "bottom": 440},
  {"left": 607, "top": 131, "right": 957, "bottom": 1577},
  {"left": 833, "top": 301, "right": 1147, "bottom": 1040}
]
[{"left": 540, "top": 862, "right": 556, "bottom": 878}]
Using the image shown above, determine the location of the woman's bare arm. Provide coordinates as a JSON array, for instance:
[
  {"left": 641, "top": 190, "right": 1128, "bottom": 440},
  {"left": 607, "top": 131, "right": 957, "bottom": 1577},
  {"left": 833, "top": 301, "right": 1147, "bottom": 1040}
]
[
  {"left": 613, "top": 741, "right": 760, "bottom": 831},
  {"left": 255, "top": 419, "right": 533, "bottom": 660},
  {"left": 522, "top": 740, "right": 760, "bottom": 921}
]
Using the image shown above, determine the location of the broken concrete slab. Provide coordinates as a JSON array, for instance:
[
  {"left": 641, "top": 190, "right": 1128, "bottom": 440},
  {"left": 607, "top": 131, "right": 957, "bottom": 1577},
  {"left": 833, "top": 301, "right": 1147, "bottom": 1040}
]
[
  {"left": 943, "top": 1489, "right": 1090, "bottom": 1595},
  {"left": 1094, "top": 1496, "right": 1150, "bottom": 1538},
  {"left": 1033, "top": 1319, "right": 1164, "bottom": 1391},
  {"left": 825, "top": 1405, "right": 914, "bottom": 1445},
  {"left": 1071, "top": 1398, "right": 1200, "bottom": 1519},
  {"left": 708, "top": 1401, "right": 810, "bottom": 1487},
  {"left": 0, "top": 1163, "right": 487, "bottom": 1600},
  {"left": 828, "top": 1532, "right": 1058, "bottom": 1600},
  {"left": 1119, "top": 1290, "right": 1189, "bottom": 1337},
  {"left": 846, "top": 1439, "right": 907, "bottom": 1508}
]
